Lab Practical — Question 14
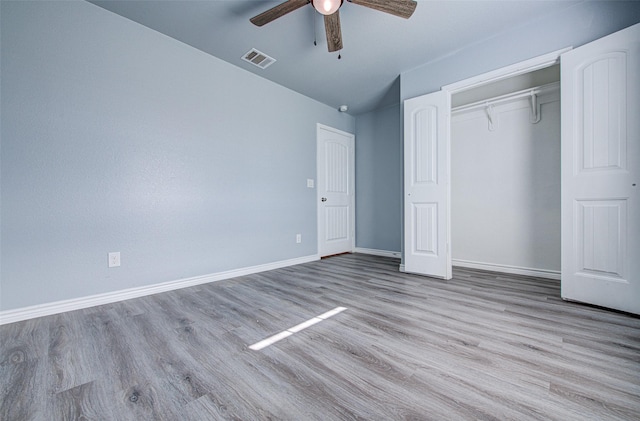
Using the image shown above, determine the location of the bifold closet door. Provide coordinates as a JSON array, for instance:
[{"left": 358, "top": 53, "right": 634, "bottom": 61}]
[{"left": 561, "top": 23, "right": 640, "bottom": 315}]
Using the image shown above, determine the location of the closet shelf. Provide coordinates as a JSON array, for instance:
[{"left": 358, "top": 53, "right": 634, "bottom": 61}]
[{"left": 451, "top": 82, "right": 560, "bottom": 115}]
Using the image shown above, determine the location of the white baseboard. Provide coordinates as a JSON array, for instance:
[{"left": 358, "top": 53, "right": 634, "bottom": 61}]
[
  {"left": 354, "top": 248, "right": 401, "bottom": 258},
  {"left": 399, "top": 261, "right": 559, "bottom": 280},
  {"left": 0, "top": 254, "right": 319, "bottom": 326},
  {"left": 452, "top": 259, "right": 560, "bottom": 280}
]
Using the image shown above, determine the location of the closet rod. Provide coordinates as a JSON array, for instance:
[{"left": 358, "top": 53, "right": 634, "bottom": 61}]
[{"left": 451, "top": 82, "right": 559, "bottom": 114}]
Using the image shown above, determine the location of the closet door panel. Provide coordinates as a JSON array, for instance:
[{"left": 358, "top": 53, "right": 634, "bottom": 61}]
[
  {"left": 575, "top": 199, "right": 626, "bottom": 278},
  {"left": 411, "top": 107, "right": 438, "bottom": 184},
  {"left": 404, "top": 91, "right": 451, "bottom": 279},
  {"left": 412, "top": 202, "right": 438, "bottom": 256},
  {"left": 561, "top": 23, "right": 640, "bottom": 315},
  {"left": 578, "top": 53, "right": 626, "bottom": 172}
]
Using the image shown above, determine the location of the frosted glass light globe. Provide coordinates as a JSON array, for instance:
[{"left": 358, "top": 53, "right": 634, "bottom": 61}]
[{"left": 312, "top": 0, "right": 342, "bottom": 15}]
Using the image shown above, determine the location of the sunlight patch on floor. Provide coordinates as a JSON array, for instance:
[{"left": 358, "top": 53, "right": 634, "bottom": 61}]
[{"left": 249, "top": 306, "right": 347, "bottom": 351}]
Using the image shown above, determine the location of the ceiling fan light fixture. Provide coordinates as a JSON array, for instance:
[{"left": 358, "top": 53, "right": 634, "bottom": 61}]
[{"left": 312, "top": 0, "right": 342, "bottom": 15}]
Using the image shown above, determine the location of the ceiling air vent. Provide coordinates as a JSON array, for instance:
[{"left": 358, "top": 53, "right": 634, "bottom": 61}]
[{"left": 241, "top": 48, "right": 276, "bottom": 69}]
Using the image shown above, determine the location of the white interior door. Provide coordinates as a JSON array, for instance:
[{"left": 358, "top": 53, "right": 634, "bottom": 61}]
[
  {"left": 403, "top": 91, "right": 452, "bottom": 279},
  {"left": 317, "top": 124, "right": 355, "bottom": 257},
  {"left": 561, "top": 23, "right": 640, "bottom": 314}
]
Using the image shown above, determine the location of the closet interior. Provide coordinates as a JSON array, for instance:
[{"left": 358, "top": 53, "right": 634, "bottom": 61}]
[{"left": 450, "top": 64, "right": 561, "bottom": 278}]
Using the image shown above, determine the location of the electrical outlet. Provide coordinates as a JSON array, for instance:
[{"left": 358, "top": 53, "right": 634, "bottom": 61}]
[
  {"left": 108, "top": 252, "right": 121, "bottom": 268},
  {"left": 296, "top": 234, "right": 302, "bottom": 243},
  {"left": 307, "top": 179, "right": 314, "bottom": 188}
]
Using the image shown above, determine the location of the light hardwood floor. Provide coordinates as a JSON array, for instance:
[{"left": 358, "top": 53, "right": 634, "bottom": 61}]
[{"left": 1, "top": 253, "right": 639, "bottom": 420}]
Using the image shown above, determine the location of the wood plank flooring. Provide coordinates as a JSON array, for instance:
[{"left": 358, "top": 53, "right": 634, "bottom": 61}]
[{"left": 1, "top": 253, "right": 639, "bottom": 420}]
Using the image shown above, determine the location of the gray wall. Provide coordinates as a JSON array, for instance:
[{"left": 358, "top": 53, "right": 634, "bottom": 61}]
[
  {"left": 355, "top": 104, "right": 401, "bottom": 253},
  {"left": 0, "top": 0, "right": 354, "bottom": 311},
  {"left": 401, "top": 1, "right": 640, "bottom": 102}
]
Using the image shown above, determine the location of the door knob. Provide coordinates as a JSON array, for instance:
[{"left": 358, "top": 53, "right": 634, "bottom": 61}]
[{"left": 321, "top": 197, "right": 327, "bottom": 202}]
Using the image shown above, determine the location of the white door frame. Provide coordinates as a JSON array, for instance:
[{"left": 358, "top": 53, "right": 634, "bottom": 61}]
[
  {"left": 402, "top": 48, "right": 571, "bottom": 275},
  {"left": 442, "top": 48, "right": 571, "bottom": 96},
  {"left": 317, "top": 123, "right": 356, "bottom": 257}
]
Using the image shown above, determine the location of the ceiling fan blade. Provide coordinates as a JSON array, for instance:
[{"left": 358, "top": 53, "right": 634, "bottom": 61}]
[
  {"left": 347, "top": 0, "right": 417, "bottom": 19},
  {"left": 250, "top": 0, "right": 310, "bottom": 27},
  {"left": 324, "top": 11, "right": 343, "bottom": 52}
]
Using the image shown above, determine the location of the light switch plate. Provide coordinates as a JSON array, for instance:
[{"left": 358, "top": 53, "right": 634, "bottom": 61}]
[{"left": 307, "top": 179, "right": 314, "bottom": 188}]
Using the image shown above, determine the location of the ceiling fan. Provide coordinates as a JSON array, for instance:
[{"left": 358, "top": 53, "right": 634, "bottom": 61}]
[{"left": 250, "top": 0, "right": 418, "bottom": 53}]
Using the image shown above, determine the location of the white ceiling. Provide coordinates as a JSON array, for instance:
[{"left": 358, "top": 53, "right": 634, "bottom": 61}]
[{"left": 90, "top": 0, "right": 581, "bottom": 115}]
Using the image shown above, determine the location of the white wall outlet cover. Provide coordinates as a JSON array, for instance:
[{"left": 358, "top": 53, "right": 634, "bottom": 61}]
[
  {"left": 296, "top": 234, "right": 302, "bottom": 243},
  {"left": 307, "top": 179, "right": 314, "bottom": 188},
  {"left": 108, "top": 252, "right": 121, "bottom": 268}
]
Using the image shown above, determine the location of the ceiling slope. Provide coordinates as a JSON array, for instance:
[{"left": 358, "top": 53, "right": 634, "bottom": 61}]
[{"left": 90, "top": 1, "right": 582, "bottom": 115}]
